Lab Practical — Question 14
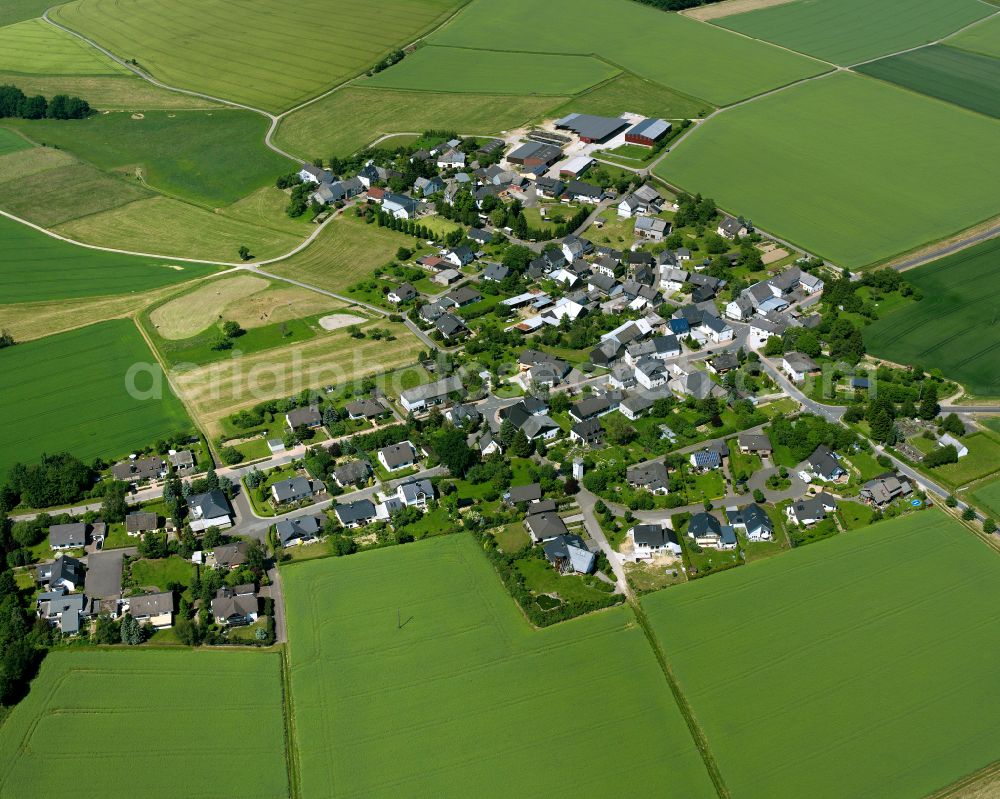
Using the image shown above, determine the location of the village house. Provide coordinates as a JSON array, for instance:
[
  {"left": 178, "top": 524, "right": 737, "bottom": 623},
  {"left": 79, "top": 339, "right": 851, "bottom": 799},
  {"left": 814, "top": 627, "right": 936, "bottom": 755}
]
[
  {"left": 36, "top": 587, "right": 96, "bottom": 635},
  {"left": 737, "top": 432, "right": 772, "bottom": 456},
  {"left": 270, "top": 475, "right": 323, "bottom": 505},
  {"left": 378, "top": 441, "right": 419, "bottom": 473},
  {"left": 717, "top": 216, "right": 749, "bottom": 239},
  {"left": 571, "top": 417, "right": 604, "bottom": 447},
  {"left": 126, "top": 591, "right": 174, "bottom": 629},
  {"left": 125, "top": 511, "right": 158, "bottom": 537},
  {"left": 112, "top": 455, "right": 166, "bottom": 484},
  {"left": 334, "top": 499, "right": 377, "bottom": 529},
  {"left": 382, "top": 192, "right": 419, "bottom": 219},
  {"left": 387, "top": 282, "right": 418, "bottom": 304},
  {"left": 627, "top": 524, "right": 681, "bottom": 561},
  {"left": 627, "top": 461, "right": 670, "bottom": 495},
  {"left": 781, "top": 352, "right": 820, "bottom": 383},
  {"left": 286, "top": 405, "right": 322, "bottom": 431},
  {"left": 525, "top": 511, "right": 570, "bottom": 544},
  {"left": 168, "top": 449, "right": 196, "bottom": 475},
  {"left": 211, "top": 584, "right": 258, "bottom": 626},
  {"left": 345, "top": 398, "right": 386, "bottom": 420},
  {"left": 543, "top": 534, "right": 595, "bottom": 575},
  {"left": 725, "top": 504, "right": 774, "bottom": 541},
  {"left": 803, "top": 445, "right": 847, "bottom": 483},
  {"left": 211, "top": 540, "right": 250, "bottom": 570},
  {"left": 395, "top": 479, "right": 434, "bottom": 509},
  {"left": 275, "top": 515, "right": 323, "bottom": 547},
  {"left": 333, "top": 460, "right": 371, "bottom": 489},
  {"left": 36, "top": 555, "right": 84, "bottom": 592},
  {"left": 860, "top": 474, "right": 912, "bottom": 508},
  {"left": 399, "top": 375, "right": 463, "bottom": 413},
  {"left": 687, "top": 512, "right": 737, "bottom": 550},
  {"left": 187, "top": 489, "right": 232, "bottom": 532},
  {"left": 635, "top": 216, "right": 668, "bottom": 242},
  {"left": 506, "top": 483, "right": 542, "bottom": 505},
  {"left": 786, "top": 493, "right": 838, "bottom": 526},
  {"left": 49, "top": 522, "right": 87, "bottom": 551}
]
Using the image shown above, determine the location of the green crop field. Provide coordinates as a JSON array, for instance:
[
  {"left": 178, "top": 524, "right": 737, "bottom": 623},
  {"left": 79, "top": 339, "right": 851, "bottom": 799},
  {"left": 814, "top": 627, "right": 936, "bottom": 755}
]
[
  {"left": 0, "top": 214, "right": 217, "bottom": 303},
  {"left": 0, "top": 0, "right": 54, "bottom": 27},
  {"left": 658, "top": 73, "right": 1000, "bottom": 268},
  {"left": 0, "top": 127, "right": 30, "bottom": 156},
  {"left": 283, "top": 534, "right": 715, "bottom": 797},
  {"left": 644, "top": 511, "right": 1000, "bottom": 799},
  {"left": 429, "top": 0, "right": 827, "bottom": 106},
  {"left": 857, "top": 45, "right": 1000, "bottom": 119},
  {"left": 363, "top": 45, "right": 619, "bottom": 95},
  {"left": 55, "top": 195, "right": 305, "bottom": 262},
  {"left": 864, "top": 237, "right": 1000, "bottom": 396},
  {"left": 0, "top": 18, "right": 126, "bottom": 75},
  {"left": 950, "top": 13, "right": 1000, "bottom": 59},
  {"left": 553, "top": 72, "right": 713, "bottom": 120},
  {"left": 971, "top": 477, "right": 1000, "bottom": 518},
  {"left": 52, "top": 0, "right": 463, "bottom": 112},
  {"left": 0, "top": 72, "right": 221, "bottom": 110},
  {"left": 716, "top": 0, "right": 993, "bottom": 66},
  {"left": 0, "top": 319, "right": 194, "bottom": 478},
  {"left": 5, "top": 110, "right": 294, "bottom": 206},
  {"left": 274, "top": 86, "right": 562, "bottom": 159},
  {"left": 0, "top": 650, "right": 288, "bottom": 798}
]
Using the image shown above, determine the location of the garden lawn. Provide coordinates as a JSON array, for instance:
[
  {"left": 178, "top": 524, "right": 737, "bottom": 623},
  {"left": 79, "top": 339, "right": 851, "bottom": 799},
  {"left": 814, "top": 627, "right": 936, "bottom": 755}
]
[
  {"left": 644, "top": 510, "right": 1000, "bottom": 799},
  {"left": 0, "top": 319, "right": 194, "bottom": 480},
  {"left": 970, "top": 477, "right": 1000, "bottom": 519},
  {"left": 552, "top": 72, "right": 712, "bottom": 119},
  {"left": 0, "top": 650, "right": 288, "bottom": 799},
  {"left": 658, "top": 73, "right": 1000, "bottom": 268},
  {"left": 363, "top": 46, "right": 618, "bottom": 95},
  {"left": 0, "top": 212, "right": 217, "bottom": 303},
  {"left": 0, "top": 18, "right": 127, "bottom": 75},
  {"left": 283, "top": 534, "right": 715, "bottom": 798},
  {"left": 716, "top": 0, "right": 992, "bottom": 66},
  {"left": 52, "top": 0, "right": 463, "bottom": 112},
  {"left": 516, "top": 556, "right": 613, "bottom": 603},
  {"left": 429, "top": 0, "right": 826, "bottom": 106},
  {"left": 864, "top": 237, "right": 1000, "bottom": 396},
  {"left": 924, "top": 432, "right": 1000, "bottom": 488},
  {"left": 275, "top": 86, "right": 562, "bottom": 158},
  {"left": 129, "top": 555, "right": 195, "bottom": 591},
  {"left": 5, "top": 110, "right": 294, "bottom": 206},
  {"left": 838, "top": 500, "right": 875, "bottom": 530},
  {"left": 856, "top": 45, "right": 1000, "bottom": 119}
]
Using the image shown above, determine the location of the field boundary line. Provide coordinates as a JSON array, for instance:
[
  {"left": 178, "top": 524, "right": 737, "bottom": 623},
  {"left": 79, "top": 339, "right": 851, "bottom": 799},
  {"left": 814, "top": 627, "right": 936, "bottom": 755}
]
[
  {"left": 925, "top": 758, "right": 1000, "bottom": 799},
  {"left": 278, "top": 646, "right": 302, "bottom": 799},
  {"left": 629, "top": 601, "right": 732, "bottom": 799}
]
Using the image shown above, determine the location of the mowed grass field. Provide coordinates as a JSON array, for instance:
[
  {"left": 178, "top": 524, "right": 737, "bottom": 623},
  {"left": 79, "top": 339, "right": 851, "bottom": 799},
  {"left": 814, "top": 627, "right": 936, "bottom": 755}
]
[
  {"left": 269, "top": 213, "right": 418, "bottom": 294},
  {"left": 553, "top": 72, "right": 713, "bottom": 119},
  {"left": 362, "top": 46, "right": 619, "bottom": 95},
  {"left": 971, "top": 477, "right": 1000, "bottom": 519},
  {"left": 275, "top": 86, "right": 561, "bottom": 158},
  {"left": 0, "top": 127, "right": 30, "bottom": 156},
  {"left": 715, "top": 0, "right": 993, "bottom": 66},
  {"left": 950, "top": 12, "right": 1000, "bottom": 59},
  {"left": 864, "top": 237, "right": 1000, "bottom": 396},
  {"left": 283, "top": 534, "right": 716, "bottom": 798},
  {"left": 0, "top": 319, "right": 194, "bottom": 478},
  {"left": 0, "top": 650, "right": 288, "bottom": 799},
  {"left": 5, "top": 110, "right": 294, "bottom": 206},
  {"left": 857, "top": 45, "right": 1000, "bottom": 119},
  {"left": 644, "top": 511, "right": 1000, "bottom": 799},
  {"left": 171, "top": 318, "right": 422, "bottom": 435},
  {"left": 0, "top": 214, "right": 217, "bottom": 303},
  {"left": 52, "top": 0, "right": 463, "bottom": 111},
  {"left": 54, "top": 196, "right": 305, "bottom": 262},
  {"left": 0, "top": 72, "right": 221, "bottom": 110},
  {"left": 429, "top": 0, "right": 827, "bottom": 106},
  {"left": 0, "top": 18, "right": 126, "bottom": 75},
  {"left": 658, "top": 73, "right": 1000, "bottom": 268}
]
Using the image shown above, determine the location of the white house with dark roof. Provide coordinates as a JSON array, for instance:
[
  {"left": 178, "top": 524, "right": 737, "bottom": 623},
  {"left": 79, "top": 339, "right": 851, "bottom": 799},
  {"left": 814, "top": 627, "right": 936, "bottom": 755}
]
[
  {"left": 378, "top": 441, "right": 418, "bottom": 473},
  {"left": 187, "top": 489, "right": 232, "bottom": 532},
  {"left": 725, "top": 504, "right": 773, "bottom": 541},
  {"left": 627, "top": 523, "right": 681, "bottom": 561},
  {"left": 786, "top": 492, "right": 837, "bottom": 526},
  {"left": 781, "top": 352, "right": 820, "bottom": 383},
  {"left": 49, "top": 523, "right": 87, "bottom": 551}
]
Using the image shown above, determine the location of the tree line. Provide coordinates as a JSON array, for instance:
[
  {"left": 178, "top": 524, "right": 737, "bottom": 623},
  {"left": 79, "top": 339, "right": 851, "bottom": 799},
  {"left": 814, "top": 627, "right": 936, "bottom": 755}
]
[{"left": 0, "top": 84, "right": 92, "bottom": 120}]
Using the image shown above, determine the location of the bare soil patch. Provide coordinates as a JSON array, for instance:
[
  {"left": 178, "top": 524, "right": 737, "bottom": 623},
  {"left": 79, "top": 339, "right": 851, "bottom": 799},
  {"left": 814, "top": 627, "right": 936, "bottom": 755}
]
[
  {"left": 683, "top": 0, "right": 796, "bottom": 22},
  {"left": 318, "top": 313, "right": 365, "bottom": 330}
]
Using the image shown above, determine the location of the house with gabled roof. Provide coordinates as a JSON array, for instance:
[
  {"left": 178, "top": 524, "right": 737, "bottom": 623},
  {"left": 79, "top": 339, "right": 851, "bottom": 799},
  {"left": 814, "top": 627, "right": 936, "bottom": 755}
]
[
  {"left": 628, "top": 524, "right": 681, "bottom": 560},
  {"left": 717, "top": 216, "right": 749, "bottom": 239},
  {"left": 543, "top": 534, "right": 595, "bottom": 575},
  {"left": 271, "top": 476, "right": 322, "bottom": 505},
  {"left": 187, "top": 490, "right": 232, "bottom": 532},
  {"left": 212, "top": 584, "right": 258, "bottom": 626},
  {"left": 49, "top": 522, "right": 87, "bottom": 551},
  {"left": 786, "top": 492, "right": 837, "bottom": 526},
  {"left": 334, "top": 499, "right": 377, "bottom": 528},
  {"left": 333, "top": 459, "right": 371, "bottom": 488},
  {"left": 725, "top": 504, "right": 773, "bottom": 541},
  {"left": 378, "top": 441, "right": 418, "bottom": 473},
  {"left": 36, "top": 555, "right": 84, "bottom": 591},
  {"left": 860, "top": 474, "right": 912, "bottom": 507},
  {"left": 805, "top": 445, "right": 847, "bottom": 483},
  {"left": 688, "top": 512, "right": 737, "bottom": 550},
  {"left": 782, "top": 352, "right": 820, "bottom": 383},
  {"left": 275, "top": 514, "right": 323, "bottom": 547},
  {"left": 627, "top": 461, "right": 670, "bottom": 495},
  {"left": 525, "top": 511, "right": 569, "bottom": 543}
]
